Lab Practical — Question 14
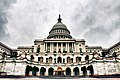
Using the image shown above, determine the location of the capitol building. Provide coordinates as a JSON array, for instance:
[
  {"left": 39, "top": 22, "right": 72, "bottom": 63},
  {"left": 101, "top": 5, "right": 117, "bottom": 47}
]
[{"left": 0, "top": 15, "right": 120, "bottom": 76}]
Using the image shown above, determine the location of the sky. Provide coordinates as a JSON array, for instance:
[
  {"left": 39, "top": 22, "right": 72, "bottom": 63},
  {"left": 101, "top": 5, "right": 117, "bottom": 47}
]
[{"left": 0, "top": 0, "right": 120, "bottom": 48}]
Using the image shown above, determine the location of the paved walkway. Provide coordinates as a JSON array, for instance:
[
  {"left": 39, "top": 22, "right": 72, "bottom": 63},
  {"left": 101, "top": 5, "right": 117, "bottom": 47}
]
[{"left": 0, "top": 78, "right": 120, "bottom": 80}]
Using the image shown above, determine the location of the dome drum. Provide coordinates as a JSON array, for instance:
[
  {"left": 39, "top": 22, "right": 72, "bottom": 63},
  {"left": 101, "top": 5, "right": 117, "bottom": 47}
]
[{"left": 47, "top": 15, "right": 72, "bottom": 39}]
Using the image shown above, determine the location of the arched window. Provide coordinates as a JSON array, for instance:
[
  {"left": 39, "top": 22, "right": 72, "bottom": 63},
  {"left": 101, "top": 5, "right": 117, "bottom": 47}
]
[
  {"left": 30, "top": 55, "right": 34, "bottom": 61},
  {"left": 76, "top": 57, "right": 81, "bottom": 63},
  {"left": 58, "top": 57, "right": 62, "bottom": 63},
  {"left": 85, "top": 55, "right": 89, "bottom": 61},
  {"left": 49, "top": 57, "right": 53, "bottom": 63},
  {"left": 36, "top": 45, "right": 40, "bottom": 53},
  {"left": 67, "top": 57, "right": 70, "bottom": 63},
  {"left": 38, "top": 57, "right": 43, "bottom": 63}
]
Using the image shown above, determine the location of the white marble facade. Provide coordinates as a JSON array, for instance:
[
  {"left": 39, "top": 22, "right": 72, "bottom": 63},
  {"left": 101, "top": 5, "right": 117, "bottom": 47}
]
[{"left": 0, "top": 15, "right": 120, "bottom": 76}]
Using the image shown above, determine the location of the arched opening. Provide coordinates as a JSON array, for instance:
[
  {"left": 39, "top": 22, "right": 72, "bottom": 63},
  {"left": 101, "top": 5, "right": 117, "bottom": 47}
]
[
  {"left": 25, "top": 65, "right": 32, "bottom": 76},
  {"left": 76, "top": 57, "right": 81, "bottom": 63},
  {"left": 81, "top": 66, "right": 87, "bottom": 76},
  {"left": 48, "top": 67, "right": 54, "bottom": 76},
  {"left": 49, "top": 57, "right": 53, "bottom": 63},
  {"left": 32, "top": 66, "right": 39, "bottom": 76},
  {"left": 58, "top": 57, "right": 62, "bottom": 63},
  {"left": 73, "top": 67, "right": 79, "bottom": 76},
  {"left": 87, "top": 65, "right": 94, "bottom": 76},
  {"left": 40, "top": 67, "right": 46, "bottom": 76},
  {"left": 85, "top": 55, "right": 89, "bottom": 61},
  {"left": 36, "top": 45, "right": 40, "bottom": 53},
  {"left": 66, "top": 67, "right": 71, "bottom": 76},
  {"left": 30, "top": 55, "right": 34, "bottom": 61},
  {"left": 67, "top": 57, "right": 70, "bottom": 63},
  {"left": 54, "top": 67, "right": 65, "bottom": 76},
  {"left": 38, "top": 57, "right": 43, "bottom": 63}
]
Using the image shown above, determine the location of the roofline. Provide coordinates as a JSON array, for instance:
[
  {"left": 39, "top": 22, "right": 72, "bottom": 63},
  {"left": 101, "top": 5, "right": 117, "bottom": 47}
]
[
  {"left": 0, "top": 42, "right": 12, "bottom": 50},
  {"left": 108, "top": 41, "right": 120, "bottom": 50}
]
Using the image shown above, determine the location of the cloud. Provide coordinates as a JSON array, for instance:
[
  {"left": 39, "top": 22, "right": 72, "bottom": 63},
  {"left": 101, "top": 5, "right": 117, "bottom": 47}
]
[
  {"left": 0, "top": 0, "right": 16, "bottom": 41},
  {"left": 71, "top": 0, "right": 120, "bottom": 47},
  {"left": 0, "top": 0, "right": 120, "bottom": 48}
]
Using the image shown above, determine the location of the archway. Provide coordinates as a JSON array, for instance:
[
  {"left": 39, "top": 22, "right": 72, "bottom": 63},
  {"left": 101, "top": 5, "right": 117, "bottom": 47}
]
[
  {"left": 81, "top": 66, "right": 87, "bottom": 76},
  {"left": 73, "top": 67, "right": 79, "bottom": 76},
  {"left": 58, "top": 57, "right": 62, "bottom": 63},
  {"left": 40, "top": 67, "right": 46, "bottom": 76},
  {"left": 25, "top": 65, "right": 32, "bottom": 76},
  {"left": 32, "top": 66, "right": 39, "bottom": 76},
  {"left": 66, "top": 67, "right": 71, "bottom": 76},
  {"left": 48, "top": 67, "right": 54, "bottom": 76},
  {"left": 87, "top": 65, "right": 94, "bottom": 76}
]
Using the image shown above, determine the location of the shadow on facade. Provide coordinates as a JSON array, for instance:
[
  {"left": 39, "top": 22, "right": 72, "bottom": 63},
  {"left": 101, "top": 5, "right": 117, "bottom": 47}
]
[{"left": 25, "top": 65, "right": 94, "bottom": 76}]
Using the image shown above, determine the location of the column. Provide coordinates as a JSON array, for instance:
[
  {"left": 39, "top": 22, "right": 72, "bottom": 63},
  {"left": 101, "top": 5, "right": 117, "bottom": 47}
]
[
  {"left": 45, "top": 43, "right": 46, "bottom": 51},
  {"left": 50, "top": 43, "right": 52, "bottom": 52},
  {"left": 68, "top": 43, "right": 69, "bottom": 53},
  {"left": 44, "top": 43, "right": 46, "bottom": 51},
  {"left": 66, "top": 42, "right": 67, "bottom": 51},
  {"left": 61, "top": 43, "right": 63, "bottom": 53},
  {"left": 73, "top": 43, "right": 75, "bottom": 51},
  {"left": 52, "top": 43, "right": 54, "bottom": 52},
  {"left": 57, "top": 43, "right": 58, "bottom": 53},
  {"left": 46, "top": 43, "right": 47, "bottom": 52},
  {"left": 72, "top": 43, "right": 73, "bottom": 51}
]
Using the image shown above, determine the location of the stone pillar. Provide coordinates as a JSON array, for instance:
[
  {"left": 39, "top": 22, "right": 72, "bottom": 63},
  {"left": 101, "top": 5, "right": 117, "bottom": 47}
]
[
  {"left": 44, "top": 43, "right": 46, "bottom": 51},
  {"left": 71, "top": 67, "right": 74, "bottom": 76},
  {"left": 72, "top": 43, "right": 73, "bottom": 51},
  {"left": 50, "top": 43, "right": 51, "bottom": 52},
  {"left": 68, "top": 43, "right": 69, "bottom": 53},
  {"left": 61, "top": 43, "right": 63, "bottom": 53},
  {"left": 66, "top": 42, "right": 67, "bottom": 51},
  {"left": 73, "top": 43, "right": 75, "bottom": 51},
  {"left": 57, "top": 43, "right": 58, "bottom": 53},
  {"left": 46, "top": 43, "right": 47, "bottom": 52},
  {"left": 52, "top": 43, "right": 54, "bottom": 52}
]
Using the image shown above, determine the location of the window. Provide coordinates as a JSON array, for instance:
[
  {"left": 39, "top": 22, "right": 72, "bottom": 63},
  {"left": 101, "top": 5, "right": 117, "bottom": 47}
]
[
  {"left": 49, "top": 57, "right": 52, "bottom": 63},
  {"left": 79, "top": 48, "right": 82, "bottom": 53},
  {"left": 63, "top": 58, "right": 65, "bottom": 63},
  {"left": 38, "top": 57, "right": 43, "bottom": 63},
  {"left": 67, "top": 57, "right": 70, "bottom": 63},
  {"left": 54, "top": 58, "right": 56, "bottom": 63},
  {"left": 76, "top": 57, "right": 81, "bottom": 63},
  {"left": 46, "top": 58, "right": 48, "bottom": 63},
  {"left": 71, "top": 58, "right": 73, "bottom": 63},
  {"left": 37, "top": 45, "right": 40, "bottom": 53}
]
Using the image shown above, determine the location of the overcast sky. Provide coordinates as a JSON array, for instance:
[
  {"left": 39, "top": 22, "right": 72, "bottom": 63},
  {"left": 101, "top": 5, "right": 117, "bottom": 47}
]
[{"left": 0, "top": 0, "right": 120, "bottom": 48}]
